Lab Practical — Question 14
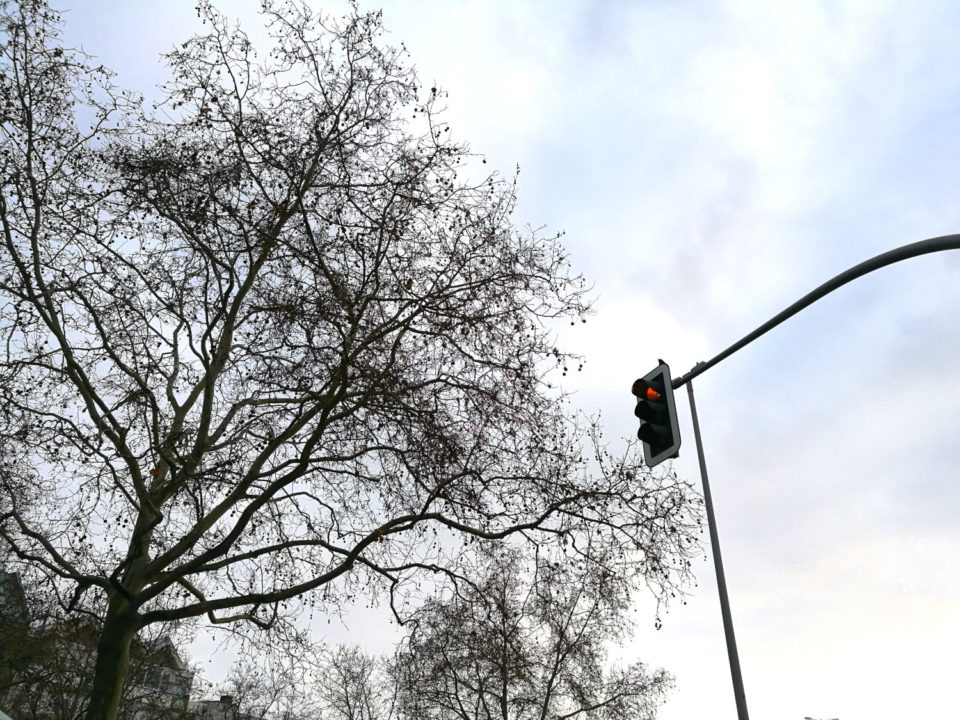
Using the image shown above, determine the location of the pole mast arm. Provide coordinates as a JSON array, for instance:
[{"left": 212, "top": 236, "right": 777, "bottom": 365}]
[{"left": 673, "top": 234, "right": 960, "bottom": 389}]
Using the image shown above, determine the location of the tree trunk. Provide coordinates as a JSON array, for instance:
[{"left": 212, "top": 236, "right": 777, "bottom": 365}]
[{"left": 84, "top": 594, "right": 139, "bottom": 720}]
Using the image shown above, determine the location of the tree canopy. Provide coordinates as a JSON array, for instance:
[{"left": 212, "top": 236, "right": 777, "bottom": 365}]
[
  {"left": 0, "top": 2, "right": 701, "bottom": 718},
  {"left": 394, "top": 549, "right": 673, "bottom": 720}
]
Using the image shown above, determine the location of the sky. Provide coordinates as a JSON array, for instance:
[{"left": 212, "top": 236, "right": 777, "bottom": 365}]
[{"left": 57, "top": 2, "right": 960, "bottom": 719}]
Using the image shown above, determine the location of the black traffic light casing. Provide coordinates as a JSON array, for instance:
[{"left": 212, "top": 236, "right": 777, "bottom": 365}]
[{"left": 632, "top": 362, "right": 681, "bottom": 467}]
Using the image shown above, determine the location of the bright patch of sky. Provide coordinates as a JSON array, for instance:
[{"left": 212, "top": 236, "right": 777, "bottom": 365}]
[{"left": 59, "top": 1, "right": 960, "bottom": 718}]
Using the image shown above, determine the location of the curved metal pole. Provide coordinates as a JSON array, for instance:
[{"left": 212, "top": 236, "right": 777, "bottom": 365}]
[
  {"left": 673, "top": 234, "right": 960, "bottom": 389},
  {"left": 668, "top": 233, "right": 959, "bottom": 717}
]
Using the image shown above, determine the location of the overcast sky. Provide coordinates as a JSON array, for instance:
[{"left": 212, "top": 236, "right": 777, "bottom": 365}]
[{"left": 60, "top": 2, "right": 960, "bottom": 719}]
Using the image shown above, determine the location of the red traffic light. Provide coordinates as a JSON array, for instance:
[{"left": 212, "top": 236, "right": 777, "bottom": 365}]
[
  {"left": 631, "top": 378, "right": 662, "bottom": 402},
  {"left": 632, "top": 363, "right": 681, "bottom": 468}
]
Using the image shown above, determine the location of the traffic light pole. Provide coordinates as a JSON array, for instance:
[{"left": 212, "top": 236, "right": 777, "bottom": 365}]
[
  {"left": 664, "top": 233, "right": 960, "bottom": 720},
  {"left": 687, "top": 375, "right": 749, "bottom": 720}
]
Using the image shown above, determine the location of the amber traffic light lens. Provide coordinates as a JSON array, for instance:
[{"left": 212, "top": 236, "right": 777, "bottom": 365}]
[{"left": 631, "top": 379, "right": 662, "bottom": 402}]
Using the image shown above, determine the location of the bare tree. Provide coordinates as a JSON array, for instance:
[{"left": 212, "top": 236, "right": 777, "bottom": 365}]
[
  {"left": 211, "top": 651, "right": 323, "bottom": 720},
  {"left": 202, "top": 642, "right": 392, "bottom": 720},
  {"left": 392, "top": 548, "right": 673, "bottom": 720},
  {"left": 316, "top": 645, "right": 395, "bottom": 720},
  {"left": 0, "top": 2, "right": 701, "bottom": 719}
]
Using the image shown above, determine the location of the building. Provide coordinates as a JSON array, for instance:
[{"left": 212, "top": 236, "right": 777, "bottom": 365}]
[
  {"left": 131, "top": 635, "right": 195, "bottom": 715},
  {"left": 0, "top": 571, "right": 194, "bottom": 720},
  {"left": 0, "top": 572, "right": 29, "bottom": 711},
  {"left": 191, "top": 695, "right": 257, "bottom": 720}
]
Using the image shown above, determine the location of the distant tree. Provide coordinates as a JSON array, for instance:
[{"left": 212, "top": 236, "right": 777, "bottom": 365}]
[
  {"left": 392, "top": 549, "right": 673, "bottom": 720},
  {"left": 199, "top": 641, "right": 393, "bottom": 720},
  {"left": 316, "top": 645, "right": 395, "bottom": 720},
  {"left": 0, "top": 2, "right": 701, "bottom": 719},
  {"left": 210, "top": 652, "right": 322, "bottom": 720}
]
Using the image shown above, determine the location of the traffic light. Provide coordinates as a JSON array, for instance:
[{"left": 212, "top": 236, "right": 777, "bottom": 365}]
[{"left": 632, "top": 362, "right": 681, "bottom": 467}]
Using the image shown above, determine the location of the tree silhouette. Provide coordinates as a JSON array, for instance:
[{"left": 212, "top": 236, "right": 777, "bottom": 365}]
[
  {"left": 0, "top": 2, "right": 700, "bottom": 719},
  {"left": 393, "top": 549, "right": 673, "bottom": 720}
]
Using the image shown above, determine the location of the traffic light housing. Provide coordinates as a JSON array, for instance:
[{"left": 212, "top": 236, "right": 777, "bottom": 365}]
[{"left": 632, "top": 362, "right": 681, "bottom": 467}]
